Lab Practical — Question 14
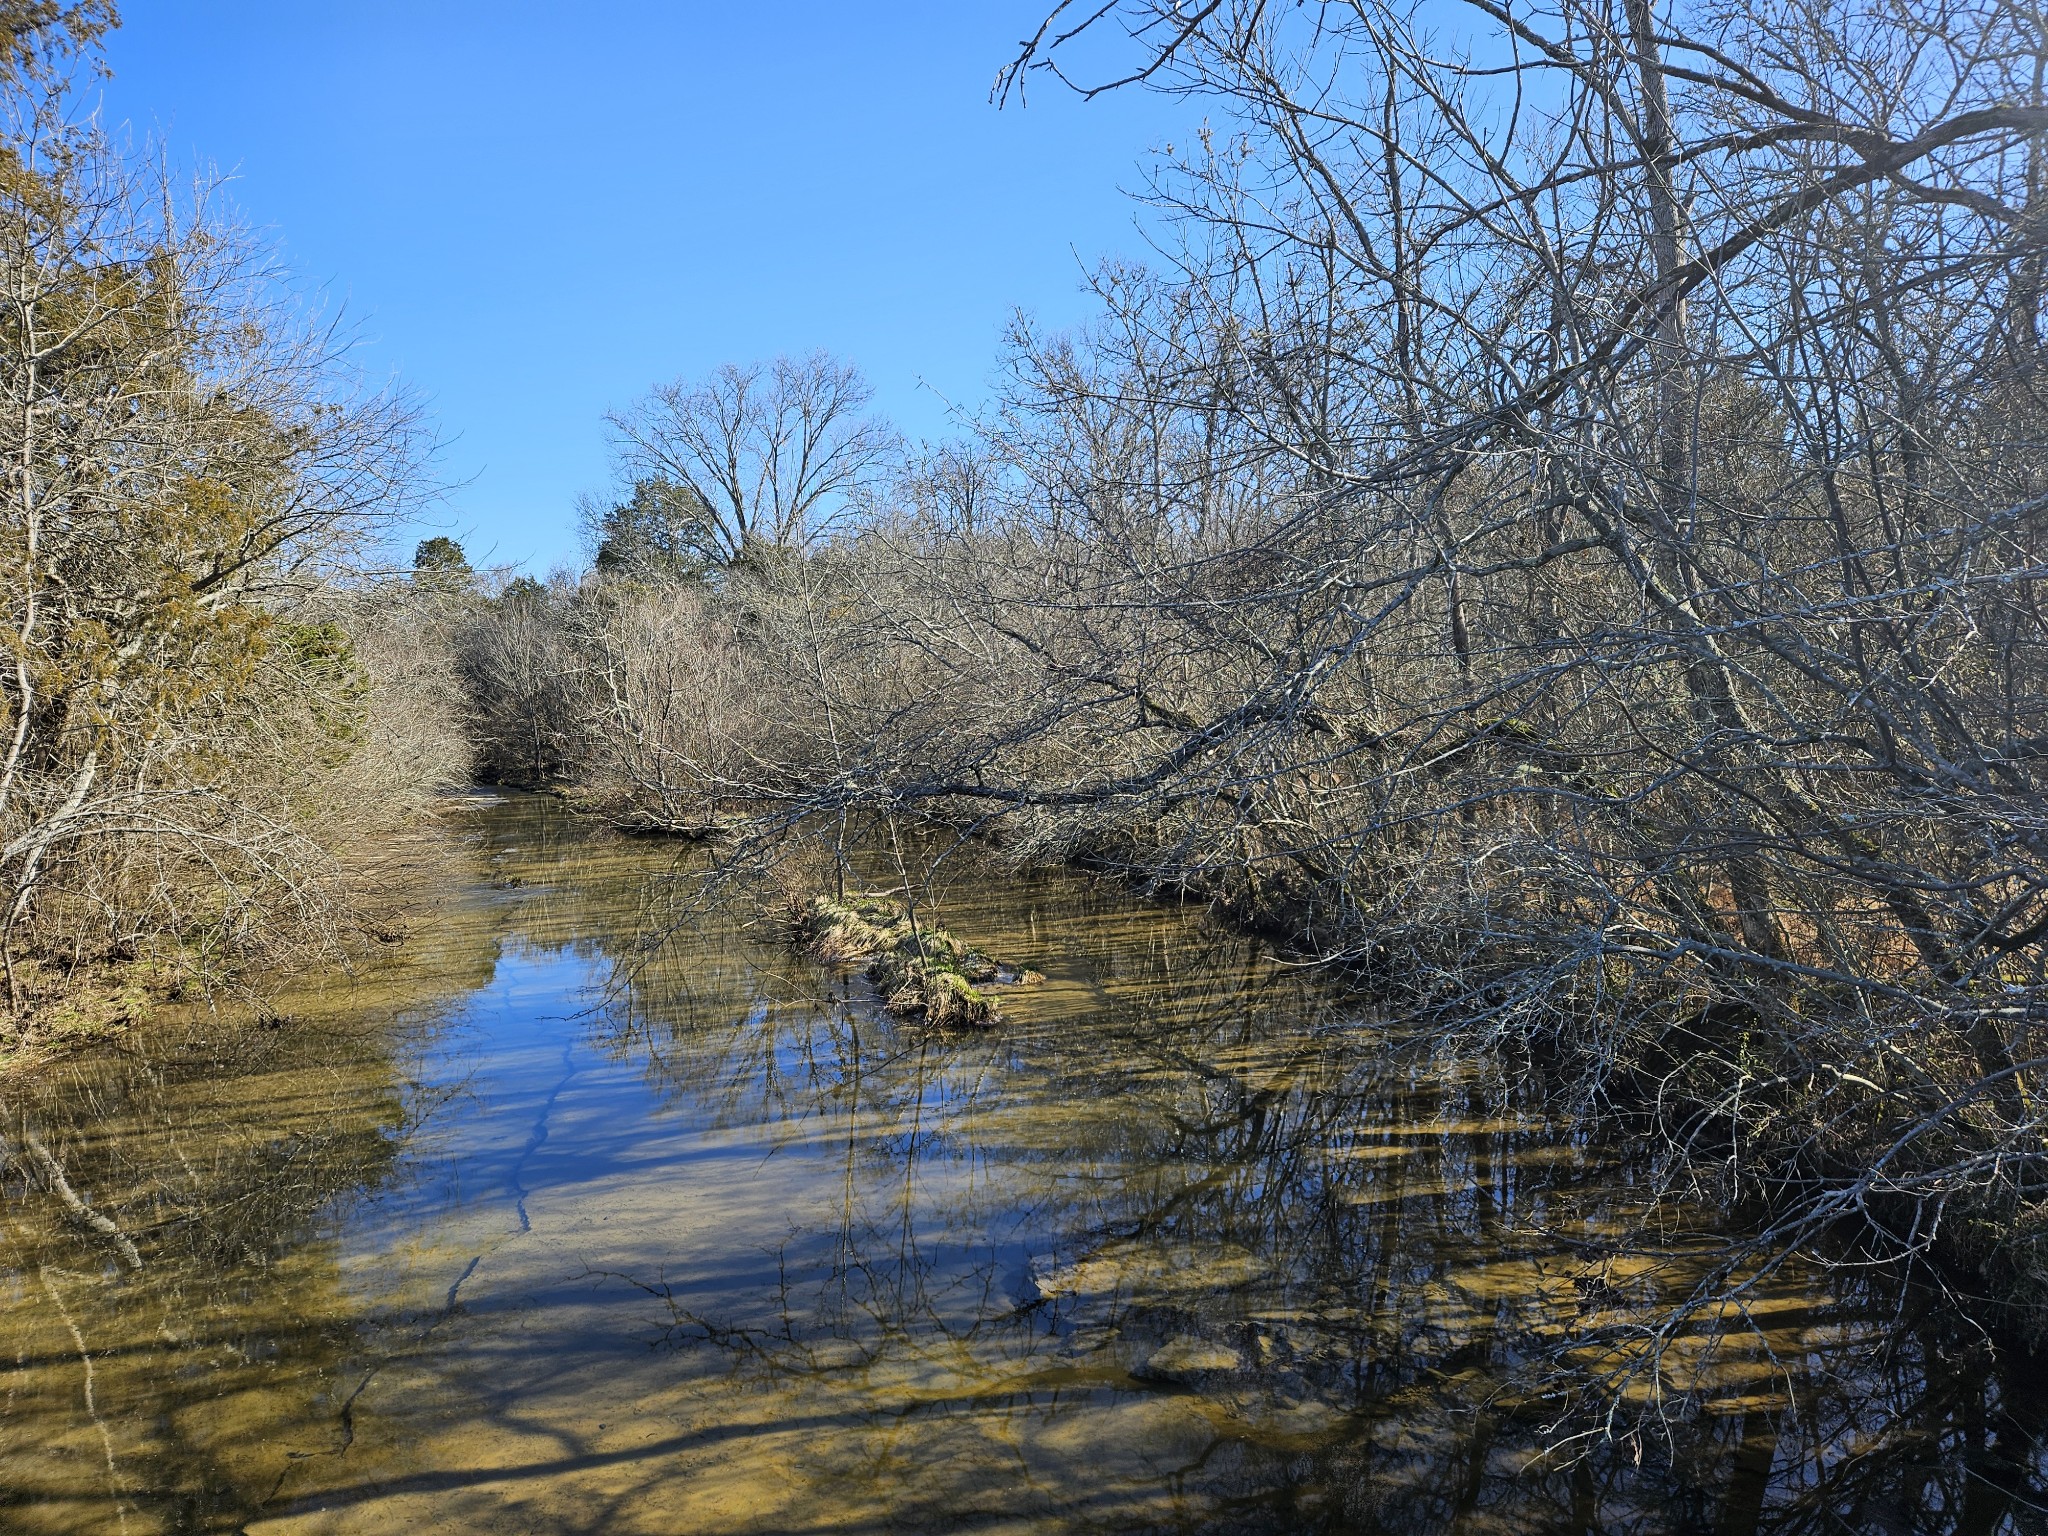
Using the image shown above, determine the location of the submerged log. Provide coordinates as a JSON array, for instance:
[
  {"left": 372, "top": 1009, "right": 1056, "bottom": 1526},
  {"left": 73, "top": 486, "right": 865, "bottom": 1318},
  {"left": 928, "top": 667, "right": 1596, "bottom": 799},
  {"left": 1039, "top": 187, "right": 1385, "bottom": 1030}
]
[{"left": 611, "top": 813, "right": 730, "bottom": 841}]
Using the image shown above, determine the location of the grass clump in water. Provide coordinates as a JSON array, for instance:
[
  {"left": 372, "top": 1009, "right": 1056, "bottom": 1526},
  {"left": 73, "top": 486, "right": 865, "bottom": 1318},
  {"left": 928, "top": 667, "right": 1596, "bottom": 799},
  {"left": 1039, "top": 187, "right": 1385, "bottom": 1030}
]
[{"left": 793, "top": 894, "right": 1017, "bottom": 1027}]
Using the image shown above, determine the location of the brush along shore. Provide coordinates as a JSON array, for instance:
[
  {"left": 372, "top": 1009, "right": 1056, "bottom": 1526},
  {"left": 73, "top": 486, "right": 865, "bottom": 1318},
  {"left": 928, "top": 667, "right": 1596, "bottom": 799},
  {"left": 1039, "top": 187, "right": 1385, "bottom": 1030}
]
[{"left": 792, "top": 894, "right": 1042, "bottom": 1027}]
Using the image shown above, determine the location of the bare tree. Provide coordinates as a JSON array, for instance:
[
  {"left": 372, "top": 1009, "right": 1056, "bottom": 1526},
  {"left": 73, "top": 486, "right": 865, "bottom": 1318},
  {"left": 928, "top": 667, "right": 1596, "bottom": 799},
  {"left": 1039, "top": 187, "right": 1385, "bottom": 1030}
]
[
  {"left": 454, "top": 575, "right": 585, "bottom": 788},
  {"left": 553, "top": 0, "right": 2048, "bottom": 1378},
  {"left": 958, "top": 0, "right": 2048, "bottom": 1359},
  {"left": 606, "top": 353, "right": 898, "bottom": 566}
]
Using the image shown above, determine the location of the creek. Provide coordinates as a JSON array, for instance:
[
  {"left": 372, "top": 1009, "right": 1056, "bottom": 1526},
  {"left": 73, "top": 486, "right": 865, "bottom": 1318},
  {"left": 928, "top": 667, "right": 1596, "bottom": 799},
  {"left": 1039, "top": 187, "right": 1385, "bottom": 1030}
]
[{"left": 1, "top": 794, "right": 2041, "bottom": 1533}]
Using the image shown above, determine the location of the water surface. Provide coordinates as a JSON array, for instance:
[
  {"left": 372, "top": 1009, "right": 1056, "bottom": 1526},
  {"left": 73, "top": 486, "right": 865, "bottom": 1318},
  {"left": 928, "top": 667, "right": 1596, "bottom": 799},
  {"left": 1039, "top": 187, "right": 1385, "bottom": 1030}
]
[{"left": 2, "top": 795, "right": 2042, "bottom": 1533}]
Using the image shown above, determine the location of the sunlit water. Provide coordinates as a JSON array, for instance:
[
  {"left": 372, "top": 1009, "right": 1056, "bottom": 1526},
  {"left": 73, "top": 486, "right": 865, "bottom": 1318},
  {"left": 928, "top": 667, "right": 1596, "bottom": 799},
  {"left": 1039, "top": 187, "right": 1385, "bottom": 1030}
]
[{"left": 2, "top": 795, "right": 2042, "bottom": 1533}]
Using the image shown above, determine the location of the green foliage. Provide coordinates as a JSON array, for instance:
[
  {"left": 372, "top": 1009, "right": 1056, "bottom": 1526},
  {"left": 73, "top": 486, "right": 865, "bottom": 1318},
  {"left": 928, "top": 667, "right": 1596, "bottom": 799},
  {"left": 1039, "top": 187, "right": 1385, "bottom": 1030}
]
[
  {"left": 275, "top": 621, "right": 370, "bottom": 746},
  {"left": 0, "top": 1, "right": 116, "bottom": 85},
  {"left": 588, "top": 478, "right": 714, "bottom": 584},
  {"left": 0, "top": 49, "right": 432, "bottom": 1011},
  {"left": 412, "top": 536, "right": 473, "bottom": 590},
  {"left": 276, "top": 620, "right": 356, "bottom": 674},
  {"left": 498, "top": 575, "right": 549, "bottom": 608}
]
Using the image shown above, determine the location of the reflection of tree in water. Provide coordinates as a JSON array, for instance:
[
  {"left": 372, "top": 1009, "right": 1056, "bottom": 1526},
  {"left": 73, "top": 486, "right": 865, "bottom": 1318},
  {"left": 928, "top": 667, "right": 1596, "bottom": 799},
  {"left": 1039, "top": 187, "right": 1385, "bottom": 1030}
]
[
  {"left": 573, "top": 846, "right": 2048, "bottom": 1533},
  {"left": 0, "top": 839, "right": 504, "bottom": 1534}
]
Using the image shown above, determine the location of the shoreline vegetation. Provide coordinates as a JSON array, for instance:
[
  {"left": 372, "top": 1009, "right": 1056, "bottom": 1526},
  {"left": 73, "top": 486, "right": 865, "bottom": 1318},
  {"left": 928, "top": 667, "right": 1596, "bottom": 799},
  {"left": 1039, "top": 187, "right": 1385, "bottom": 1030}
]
[
  {"left": 0, "top": 816, "right": 464, "bottom": 1079},
  {"left": 0, "top": 3, "right": 460, "bottom": 1074},
  {"left": 2, "top": 0, "right": 2047, "bottom": 1460}
]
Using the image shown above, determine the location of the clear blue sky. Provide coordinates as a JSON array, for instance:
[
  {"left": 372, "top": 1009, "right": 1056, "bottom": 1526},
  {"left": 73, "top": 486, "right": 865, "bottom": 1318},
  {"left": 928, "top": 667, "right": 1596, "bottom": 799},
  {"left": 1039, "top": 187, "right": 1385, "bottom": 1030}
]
[{"left": 93, "top": 3, "right": 1179, "bottom": 572}]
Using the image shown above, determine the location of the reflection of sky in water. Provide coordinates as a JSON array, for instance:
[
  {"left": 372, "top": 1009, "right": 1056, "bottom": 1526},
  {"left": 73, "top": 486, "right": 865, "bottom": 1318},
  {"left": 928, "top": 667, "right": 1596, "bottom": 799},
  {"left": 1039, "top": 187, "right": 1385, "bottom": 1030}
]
[
  {"left": 1, "top": 795, "right": 2043, "bottom": 1535},
  {"left": 340, "top": 928, "right": 1081, "bottom": 1380}
]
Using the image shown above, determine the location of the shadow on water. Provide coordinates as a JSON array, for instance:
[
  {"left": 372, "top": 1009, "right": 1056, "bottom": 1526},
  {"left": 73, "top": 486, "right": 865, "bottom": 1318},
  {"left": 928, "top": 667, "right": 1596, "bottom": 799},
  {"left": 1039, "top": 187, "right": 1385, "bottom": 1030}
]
[{"left": 0, "top": 794, "right": 2042, "bottom": 1533}]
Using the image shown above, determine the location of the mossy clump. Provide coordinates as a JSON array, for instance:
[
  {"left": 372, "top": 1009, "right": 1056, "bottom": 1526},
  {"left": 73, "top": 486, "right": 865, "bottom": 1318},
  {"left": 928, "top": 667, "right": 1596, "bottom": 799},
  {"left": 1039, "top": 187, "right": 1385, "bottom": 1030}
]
[
  {"left": 793, "top": 894, "right": 1017, "bottom": 1027},
  {"left": 798, "top": 894, "right": 902, "bottom": 966}
]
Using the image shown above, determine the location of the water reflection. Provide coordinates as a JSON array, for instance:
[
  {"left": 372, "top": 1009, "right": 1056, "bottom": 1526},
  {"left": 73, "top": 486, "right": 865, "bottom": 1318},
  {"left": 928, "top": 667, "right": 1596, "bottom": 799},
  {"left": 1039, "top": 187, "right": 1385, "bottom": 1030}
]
[{"left": 0, "top": 794, "right": 2041, "bottom": 1533}]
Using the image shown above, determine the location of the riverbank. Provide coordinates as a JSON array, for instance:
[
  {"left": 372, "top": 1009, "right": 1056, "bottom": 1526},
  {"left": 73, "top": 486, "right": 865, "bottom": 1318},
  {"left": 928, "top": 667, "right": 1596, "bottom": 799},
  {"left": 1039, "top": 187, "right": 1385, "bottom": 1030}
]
[{"left": 0, "top": 811, "right": 478, "bottom": 1083}]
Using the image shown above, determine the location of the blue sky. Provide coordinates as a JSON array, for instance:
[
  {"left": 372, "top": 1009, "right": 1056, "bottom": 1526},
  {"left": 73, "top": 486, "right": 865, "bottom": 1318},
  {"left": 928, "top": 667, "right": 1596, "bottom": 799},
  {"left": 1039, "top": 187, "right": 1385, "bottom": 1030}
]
[{"left": 94, "top": 4, "right": 1178, "bottom": 572}]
